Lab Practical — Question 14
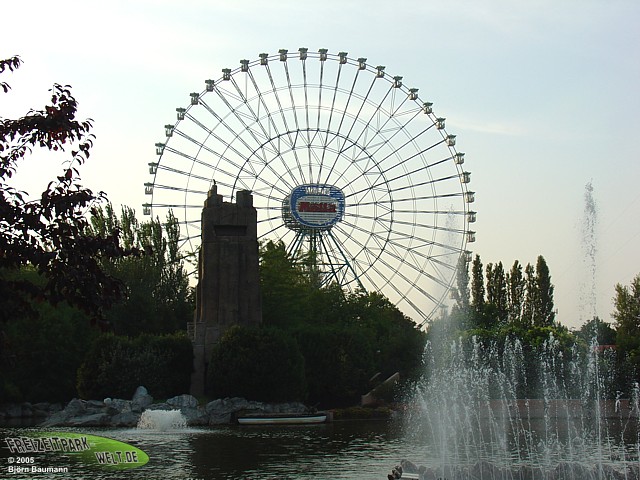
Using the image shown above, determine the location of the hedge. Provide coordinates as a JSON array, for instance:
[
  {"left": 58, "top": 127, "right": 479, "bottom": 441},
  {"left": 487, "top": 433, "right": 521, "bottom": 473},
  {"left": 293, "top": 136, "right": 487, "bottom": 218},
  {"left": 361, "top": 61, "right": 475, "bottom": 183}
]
[{"left": 77, "top": 332, "right": 193, "bottom": 400}]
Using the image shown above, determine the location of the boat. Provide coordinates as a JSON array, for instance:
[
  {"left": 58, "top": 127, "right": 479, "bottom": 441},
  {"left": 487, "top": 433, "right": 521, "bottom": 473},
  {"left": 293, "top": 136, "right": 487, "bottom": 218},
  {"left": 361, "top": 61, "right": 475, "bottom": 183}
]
[{"left": 236, "top": 412, "right": 328, "bottom": 425}]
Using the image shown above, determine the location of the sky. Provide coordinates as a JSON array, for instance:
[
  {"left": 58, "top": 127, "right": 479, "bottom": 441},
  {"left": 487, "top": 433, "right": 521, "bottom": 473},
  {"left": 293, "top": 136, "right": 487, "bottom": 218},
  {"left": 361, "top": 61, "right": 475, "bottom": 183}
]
[{"left": 2, "top": 0, "right": 639, "bottom": 330}]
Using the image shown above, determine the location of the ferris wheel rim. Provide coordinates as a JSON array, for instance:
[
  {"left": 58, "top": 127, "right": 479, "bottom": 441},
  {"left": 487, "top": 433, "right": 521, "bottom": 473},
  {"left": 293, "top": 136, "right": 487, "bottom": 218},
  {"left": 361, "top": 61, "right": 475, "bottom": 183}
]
[{"left": 145, "top": 48, "right": 476, "bottom": 327}]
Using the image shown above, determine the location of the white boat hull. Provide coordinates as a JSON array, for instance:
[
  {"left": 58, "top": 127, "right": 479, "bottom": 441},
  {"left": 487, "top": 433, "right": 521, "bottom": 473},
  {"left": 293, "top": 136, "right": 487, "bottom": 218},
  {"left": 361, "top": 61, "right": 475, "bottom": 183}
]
[{"left": 236, "top": 414, "right": 327, "bottom": 425}]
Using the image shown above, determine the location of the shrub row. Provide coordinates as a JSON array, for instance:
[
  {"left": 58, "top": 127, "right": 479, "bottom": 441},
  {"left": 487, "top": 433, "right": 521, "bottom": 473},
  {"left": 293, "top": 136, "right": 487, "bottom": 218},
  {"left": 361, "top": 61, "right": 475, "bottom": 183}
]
[{"left": 77, "top": 332, "right": 193, "bottom": 400}]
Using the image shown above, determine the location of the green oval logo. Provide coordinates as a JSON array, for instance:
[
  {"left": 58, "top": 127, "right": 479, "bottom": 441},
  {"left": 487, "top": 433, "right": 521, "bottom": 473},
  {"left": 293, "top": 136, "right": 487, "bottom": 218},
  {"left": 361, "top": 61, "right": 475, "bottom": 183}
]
[{"left": 11, "top": 432, "right": 150, "bottom": 470}]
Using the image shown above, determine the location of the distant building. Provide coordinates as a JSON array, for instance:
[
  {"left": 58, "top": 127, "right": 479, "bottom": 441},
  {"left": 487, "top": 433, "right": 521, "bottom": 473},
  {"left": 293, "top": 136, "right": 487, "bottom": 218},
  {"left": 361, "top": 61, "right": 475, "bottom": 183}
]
[{"left": 189, "top": 186, "right": 262, "bottom": 396}]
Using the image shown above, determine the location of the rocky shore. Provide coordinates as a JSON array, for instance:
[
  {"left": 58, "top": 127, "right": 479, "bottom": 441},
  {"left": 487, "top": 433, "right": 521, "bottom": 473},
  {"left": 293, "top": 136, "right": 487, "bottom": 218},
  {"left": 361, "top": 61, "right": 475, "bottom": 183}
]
[{"left": 0, "top": 386, "right": 310, "bottom": 427}]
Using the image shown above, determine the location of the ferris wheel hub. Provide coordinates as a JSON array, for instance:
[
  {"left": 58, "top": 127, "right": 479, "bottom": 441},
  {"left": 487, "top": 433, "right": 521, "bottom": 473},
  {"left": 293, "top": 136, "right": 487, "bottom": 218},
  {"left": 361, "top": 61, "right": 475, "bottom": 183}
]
[{"left": 283, "top": 184, "right": 345, "bottom": 231}]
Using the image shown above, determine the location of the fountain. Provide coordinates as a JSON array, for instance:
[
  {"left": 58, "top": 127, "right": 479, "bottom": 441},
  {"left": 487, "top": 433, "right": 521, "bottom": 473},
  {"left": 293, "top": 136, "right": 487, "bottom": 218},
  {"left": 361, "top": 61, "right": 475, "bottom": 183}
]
[
  {"left": 580, "top": 181, "right": 598, "bottom": 322},
  {"left": 137, "top": 409, "right": 187, "bottom": 432},
  {"left": 399, "top": 333, "right": 640, "bottom": 480}
]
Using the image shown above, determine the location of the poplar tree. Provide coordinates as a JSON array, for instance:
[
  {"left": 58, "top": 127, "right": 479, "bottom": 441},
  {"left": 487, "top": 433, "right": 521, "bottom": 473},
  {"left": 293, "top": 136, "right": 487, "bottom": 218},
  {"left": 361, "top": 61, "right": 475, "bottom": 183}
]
[
  {"left": 471, "top": 254, "right": 485, "bottom": 315},
  {"left": 486, "top": 261, "right": 508, "bottom": 325},
  {"left": 451, "top": 254, "right": 470, "bottom": 315},
  {"left": 507, "top": 260, "right": 525, "bottom": 325},
  {"left": 522, "top": 263, "right": 536, "bottom": 327},
  {"left": 534, "top": 255, "right": 555, "bottom": 326}
]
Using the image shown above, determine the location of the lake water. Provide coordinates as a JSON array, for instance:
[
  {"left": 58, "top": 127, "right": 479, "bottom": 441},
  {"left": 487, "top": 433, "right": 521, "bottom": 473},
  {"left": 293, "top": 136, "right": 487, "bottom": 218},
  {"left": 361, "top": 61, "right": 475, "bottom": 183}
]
[
  {"left": 2, "top": 416, "right": 639, "bottom": 479},
  {"left": 1, "top": 420, "right": 415, "bottom": 479}
]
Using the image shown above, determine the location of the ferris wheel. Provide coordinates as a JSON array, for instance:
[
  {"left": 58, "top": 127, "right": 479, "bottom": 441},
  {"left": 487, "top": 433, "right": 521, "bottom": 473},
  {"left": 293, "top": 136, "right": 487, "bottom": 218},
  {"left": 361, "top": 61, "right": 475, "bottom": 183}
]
[{"left": 144, "top": 48, "right": 476, "bottom": 327}]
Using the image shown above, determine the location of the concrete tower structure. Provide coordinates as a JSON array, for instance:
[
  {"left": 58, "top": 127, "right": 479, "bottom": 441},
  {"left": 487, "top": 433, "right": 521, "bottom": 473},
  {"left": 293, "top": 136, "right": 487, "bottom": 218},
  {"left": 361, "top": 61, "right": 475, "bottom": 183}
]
[{"left": 190, "top": 186, "right": 262, "bottom": 396}]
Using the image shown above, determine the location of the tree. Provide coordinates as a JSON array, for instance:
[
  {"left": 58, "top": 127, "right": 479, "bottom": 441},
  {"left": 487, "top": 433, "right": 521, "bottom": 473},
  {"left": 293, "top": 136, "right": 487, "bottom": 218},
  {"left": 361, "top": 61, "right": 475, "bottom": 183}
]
[
  {"left": 577, "top": 316, "right": 616, "bottom": 346},
  {"left": 0, "top": 56, "right": 134, "bottom": 323},
  {"left": 534, "top": 256, "right": 555, "bottom": 327},
  {"left": 613, "top": 274, "right": 640, "bottom": 361},
  {"left": 451, "top": 254, "right": 471, "bottom": 317},
  {"left": 259, "top": 240, "right": 311, "bottom": 327},
  {"left": 207, "top": 325, "right": 306, "bottom": 402},
  {"left": 507, "top": 260, "right": 525, "bottom": 325},
  {"left": 486, "top": 261, "right": 508, "bottom": 326},
  {"left": 471, "top": 254, "right": 485, "bottom": 315},
  {"left": 522, "top": 263, "right": 536, "bottom": 327},
  {"left": 90, "top": 205, "right": 193, "bottom": 335}
]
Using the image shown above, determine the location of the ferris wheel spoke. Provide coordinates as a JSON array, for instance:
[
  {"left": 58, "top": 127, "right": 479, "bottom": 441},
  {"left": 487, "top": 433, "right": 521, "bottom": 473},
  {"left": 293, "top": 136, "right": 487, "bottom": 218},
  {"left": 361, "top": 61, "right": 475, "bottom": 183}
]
[
  {"left": 357, "top": 102, "right": 422, "bottom": 155},
  {"left": 250, "top": 181, "right": 290, "bottom": 200},
  {"left": 255, "top": 69, "right": 304, "bottom": 182},
  {"left": 375, "top": 238, "right": 455, "bottom": 291},
  {"left": 320, "top": 229, "right": 366, "bottom": 290},
  {"left": 341, "top": 212, "right": 422, "bottom": 237},
  {"left": 386, "top": 225, "right": 465, "bottom": 256},
  {"left": 245, "top": 69, "right": 296, "bottom": 159},
  {"left": 184, "top": 108, "right": 261, "bottom": 166},
  {"left": 371, "top": 250, "right": 443, "bottom": 303},
  {"left": 361, "top": 115, "right": 432, "bottom": 162},
  {"left": 263, "top": 64, "right": 297, "bottom": 147},
  {"left": 332, "top": 221, "right": 387, "bottom": 259},
  {"left": 155, "top": 162, "right": 212, "bottom": 184},
  {"left": 318, "top": 62, "right": 346, "bottom": 165},
  {"left": 340, "top": 138, "right": 447, "bottom": 197},
  {"left": 341, "top": 73, "right": 389, "bottom": 145},
  {"left": 333, "top": 65, "right": 365, "bottom": 142},
  {"left": 315, "top": 58, "right": 326, "bottom": 132},
  {"left": 197, "top": 97, "right": 271, "bottom": 170},
  {"left": 149, "top": 183, "right": 209, "bottom": 196},
  {"left": 339, "top": 215, "right": 463, "bottom": 259},
  {"left": 283, "top": 61, "right": 302, "bottom": 132},
  {"left": 354, "top": 248, "right": 441, "bottom": 311},
  {"left": 228, "top": 74, "right": 285, "bottom": 154},
  {"left": 352, "top": 190, "right": 465, "bottom": 209}
]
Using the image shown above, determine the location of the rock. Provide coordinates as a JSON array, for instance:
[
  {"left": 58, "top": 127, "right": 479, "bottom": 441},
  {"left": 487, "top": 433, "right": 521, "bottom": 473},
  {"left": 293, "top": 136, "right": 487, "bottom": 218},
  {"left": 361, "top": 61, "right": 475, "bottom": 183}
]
[
  {"left": 132, "top": 386, "right": 153, "bottom": 412},
  {"left": 36, "top": 393, "right": 316, "bottom": 427},
  {"left": 64, "top": 398, "right": 87, "bottom": 416},
  {"left": 206, "top": 397, "right": 251, "bottom": 424},
  {"left": 110, "top": 411, "right": 141, "bottom": 427},
  {"left": 181, "top": 407, "right": 209, "bottom": 426},
  {"left": 68, "top": 413, "right": 111, "bottom": 427},
  {"left": 86, "top": 400, "right": 105, "bottom": 410},
  {"left": 132, "top": 385, "right": 149, "bottom": 400},
  {"left": 167, "top": 394, "right": 198, "bottom": 409},
  {"left": 31, "top": 403, "right": 53, "bottom": 417},
  {"left": 206, "top": 397, "right": 250, "bottom": 416},
  {"left": 40, "top": 411, "right": 67, "bottom": 427},
  {"left": 20, "top": 402, "right": 34, "bottom": 417},
  {"left": 104, "top": 398, "right": 132, "bottom": 415},
  {"left": 40, "top": 398, "right": 88, "bottom": 426},
  {"left": 3, "top": 404, "right": 22, "bottom": 418}
]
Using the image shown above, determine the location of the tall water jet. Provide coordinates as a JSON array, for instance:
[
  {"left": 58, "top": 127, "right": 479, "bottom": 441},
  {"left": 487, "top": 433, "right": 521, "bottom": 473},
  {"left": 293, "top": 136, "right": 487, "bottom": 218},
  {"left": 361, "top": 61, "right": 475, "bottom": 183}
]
[
  {"left": 403, "top": 334, "right": 640, "bottom": 479},
  {"left": 580, "top": 181, "right": 598, "bottom": 321}
]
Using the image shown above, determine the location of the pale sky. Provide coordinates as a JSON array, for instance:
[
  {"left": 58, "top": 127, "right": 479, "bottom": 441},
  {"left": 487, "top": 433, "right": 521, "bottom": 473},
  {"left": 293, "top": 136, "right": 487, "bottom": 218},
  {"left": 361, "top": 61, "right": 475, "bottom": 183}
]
[{"left": 2, "top": 0, "right": 639, "bottom": 329}]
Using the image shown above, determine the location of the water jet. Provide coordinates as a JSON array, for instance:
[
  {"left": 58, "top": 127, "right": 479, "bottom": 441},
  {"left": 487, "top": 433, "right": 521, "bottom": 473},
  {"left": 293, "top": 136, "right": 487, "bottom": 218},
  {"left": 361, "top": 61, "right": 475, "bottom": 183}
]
[
  {"left": 399, "top": 335, "right": 639, "bottom": 480},
  {"left": 137, "top": 409, "right": 187, "bottom": 432}
]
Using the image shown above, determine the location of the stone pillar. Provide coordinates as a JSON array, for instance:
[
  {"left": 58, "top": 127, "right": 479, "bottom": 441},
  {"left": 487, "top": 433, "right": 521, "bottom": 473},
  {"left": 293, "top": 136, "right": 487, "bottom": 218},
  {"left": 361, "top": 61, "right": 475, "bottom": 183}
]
[{"left": 190, "top": 186, "right": 262, "bottom": 396}]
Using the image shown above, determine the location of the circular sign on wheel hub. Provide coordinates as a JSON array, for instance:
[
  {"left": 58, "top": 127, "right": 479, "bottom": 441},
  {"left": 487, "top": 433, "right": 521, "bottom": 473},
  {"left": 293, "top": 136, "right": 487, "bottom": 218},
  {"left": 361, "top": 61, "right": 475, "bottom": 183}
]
[{"left": 287, "top": 184, "right": 344, "bottom": 230}]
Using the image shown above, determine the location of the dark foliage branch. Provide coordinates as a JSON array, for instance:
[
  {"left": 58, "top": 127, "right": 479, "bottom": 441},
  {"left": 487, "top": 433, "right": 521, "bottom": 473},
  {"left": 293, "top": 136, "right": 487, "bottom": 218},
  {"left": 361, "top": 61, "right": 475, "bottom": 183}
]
[{"left": 0, "top": 56, "right": 138, "bottom": 322}]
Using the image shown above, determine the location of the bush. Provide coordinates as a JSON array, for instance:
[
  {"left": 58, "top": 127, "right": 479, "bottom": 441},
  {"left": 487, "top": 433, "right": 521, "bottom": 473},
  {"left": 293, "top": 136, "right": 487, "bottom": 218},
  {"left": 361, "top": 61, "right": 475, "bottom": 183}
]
[
  {"left": 207, "top": 326, "right": 306, "bottom": 402},
  {"left": 295, "top": 324, "right": 374, "bottom": 407},
  {"left": 77, "top": 332, "right": 193, "bottom": 399},
  {"left": 0, "top": 293, "right": 97, "bottom": 403}
]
